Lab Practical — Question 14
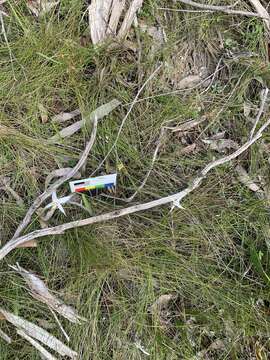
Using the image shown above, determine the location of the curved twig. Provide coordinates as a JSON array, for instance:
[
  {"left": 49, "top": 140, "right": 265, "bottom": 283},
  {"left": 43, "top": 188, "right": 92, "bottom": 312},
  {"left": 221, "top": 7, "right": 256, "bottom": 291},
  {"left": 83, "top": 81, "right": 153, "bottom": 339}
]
[
  {"left": 177, "top": 0, "right": 265, "bottom": 18},
  {"left": 1, "top": 117, "right": 270, "bottom": 260},
  {"left": 12, "top": 117, "right": 98, "bottom": 239}
]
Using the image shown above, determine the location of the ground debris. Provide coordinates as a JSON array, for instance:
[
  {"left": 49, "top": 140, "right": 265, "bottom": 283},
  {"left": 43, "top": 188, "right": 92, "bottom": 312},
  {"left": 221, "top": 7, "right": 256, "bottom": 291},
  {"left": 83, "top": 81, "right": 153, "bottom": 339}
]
[
  {"left": 88, "top": 0, "right": 143, "bottom": 44},
  {"left": 165, "top": 116, "right": 207, "bottom": 132},
  {"left": 38, "top": 103, "right": 48, "bottom": 124},
  {"left": 149, "top": 294, "right": 176, "bottom": 328},
  {"left": 17, "top": 329, "right": 57, "bottom": 360},
  {"left": 0, "top": 308, "right": 77, "bottom": 358},
  {"left": 0, "top": 328, "right": 12, "bottom": 344},
  {"left": 52, "top": 109, "right": 81, "bottom": 123},
  {"left": 50, "top": 99, "right": 121, "bottom": 141},
  {"left": 27, "top": 0, "right": 59, "bottom": 17},
  {"left": 202, "top": 137, "right": 239, "bottom": 153},
  {"left": 0, "top": 176, "right": 24, "bottom": 206},
  {"left": 235, "top": 165, "right": 265, "bottom": 199},
  {"left": 10, "top": 264, "right": 86, "bottom": 324}
]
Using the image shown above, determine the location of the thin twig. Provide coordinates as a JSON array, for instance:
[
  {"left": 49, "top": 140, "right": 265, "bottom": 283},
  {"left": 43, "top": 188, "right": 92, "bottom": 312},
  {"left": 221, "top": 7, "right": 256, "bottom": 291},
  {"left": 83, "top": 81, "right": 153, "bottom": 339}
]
[
  {"left": 125, "top": 127, "right": 166, "bottom": 202},
  {"left": 1, "top": 116, "right": 270, "bottom": 260},
  {"left": 12, "top": 117, "right": 98, "bottom": 239},
  {"left": 176, "top": 0, "right": 265, "bottom": 18},
  {"left": 50, "top": 308, "right": 70, "bottom": 343},
  {"left": 123, "top": 65, "right": 226, "bottom": 106},
  {"left": 91, "top": 63, "right": 162, "bottom": 176},
  {"left": 0, "top": 11, "right": 16, "bottom": 79},
  {"left": 158, "top": 7, "right": 213, "bottom": 13},
  {"left": 250, "top": 88, "right": 269, "bottom": 139}
]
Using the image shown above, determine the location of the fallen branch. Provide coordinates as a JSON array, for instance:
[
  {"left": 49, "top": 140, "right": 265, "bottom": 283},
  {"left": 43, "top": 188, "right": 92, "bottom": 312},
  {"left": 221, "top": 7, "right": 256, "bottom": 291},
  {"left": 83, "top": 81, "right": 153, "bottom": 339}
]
[
  {"left": 0, "top": 309, "right": 77, "bottom": 359},
  {"left": 88, "top": 0, "right": 112, "bottom": 44},
  {"left": 12, "top": 117, "right": 98, "bottom": 239},
  {"left": 1, "top": 116, "right": 270, "bottom": 260},
  {"left": 117, "top": 0, "right": 143, "bottom": 39},
  {"left": 106, "top": 0, "right": 126, "bottom": 35},
  {"left": 177, "top": 0, "right": 265, "bottom": 17},
  {"left": 17, "top": 329, "right": 56, "bottom": 360}
]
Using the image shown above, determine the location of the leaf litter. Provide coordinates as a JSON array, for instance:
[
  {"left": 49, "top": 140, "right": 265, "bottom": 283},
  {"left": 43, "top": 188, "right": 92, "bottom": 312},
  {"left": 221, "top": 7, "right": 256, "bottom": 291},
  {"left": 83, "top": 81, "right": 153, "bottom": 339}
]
[{"left": 50, "top": 99, "right": 121, "bottom": 141}]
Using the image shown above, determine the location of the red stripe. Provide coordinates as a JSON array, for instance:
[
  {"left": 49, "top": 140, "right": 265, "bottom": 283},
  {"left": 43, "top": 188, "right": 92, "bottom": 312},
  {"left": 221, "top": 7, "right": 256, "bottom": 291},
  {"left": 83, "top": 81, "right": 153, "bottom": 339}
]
[{"left": 75, "top": 187, "right": 85, "bottom": 192}]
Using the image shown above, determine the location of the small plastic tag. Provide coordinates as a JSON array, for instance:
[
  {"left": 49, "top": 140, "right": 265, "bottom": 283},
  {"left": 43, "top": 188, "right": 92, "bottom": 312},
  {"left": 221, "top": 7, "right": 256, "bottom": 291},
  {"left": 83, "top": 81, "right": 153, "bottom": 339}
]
[{"left": 69, "top": 174, "right": 117, "bottom": 195}]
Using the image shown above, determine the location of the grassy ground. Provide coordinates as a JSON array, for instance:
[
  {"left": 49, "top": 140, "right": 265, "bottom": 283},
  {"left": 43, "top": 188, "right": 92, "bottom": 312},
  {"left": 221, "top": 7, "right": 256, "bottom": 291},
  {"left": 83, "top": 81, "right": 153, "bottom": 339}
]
[{"left": 1, "top": 0, "right": 270, "bottom": 359}]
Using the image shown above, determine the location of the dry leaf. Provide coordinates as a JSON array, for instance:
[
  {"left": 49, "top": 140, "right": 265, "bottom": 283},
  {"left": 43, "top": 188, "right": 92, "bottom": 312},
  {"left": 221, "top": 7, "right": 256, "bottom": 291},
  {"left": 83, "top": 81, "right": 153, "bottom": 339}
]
[
  {"left": 0, "top": 328, "right": 12, "bottom": 344},
  {"left": 235, "top": 165, "right": 264, "bottom": 197},
  {"left": 50, "top": 99, "right": 121, "bottom": 141},
  {"left": 180, "top": 143, "right": 197, "bottom": 155},
  {"left": 202, "top": 138, "right": 239, "bottom": 152},
  {"left": 11, "top": 264, "right": 86, "bottom": 324},
  {"left": 149, "top": 294, "right": 175, "bottom": 313},
  {"left": 0, "top": 309, "right": 77, "bottom": 358},
  {"left": 52, "top": 109, "right": 81, "bottom": 123},
  {"left": 38, "top": 103, "right": 48, "bottom": 124},
  {"left": 17, "top": 329, "right": 56, "bottom": 360}
]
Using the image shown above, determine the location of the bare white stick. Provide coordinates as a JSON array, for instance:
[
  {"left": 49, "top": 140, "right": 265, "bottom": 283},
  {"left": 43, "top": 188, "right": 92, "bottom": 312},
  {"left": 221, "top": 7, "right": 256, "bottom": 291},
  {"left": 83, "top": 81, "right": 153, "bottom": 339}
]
[
  {"left": 50, "top": 308, "right": 70, "bottom": 343},
  {"left": 107, "top": 0, "right": 126, "bottom": 35},
  {"left": 0, "top": 309, "right": 77, "bottom": 358},
  {"left": 91, "top": 63, "right": 162, "bottom": 176},
  {"left": 248, "top": 0, "right": 270, "bottom": 30},
  {"left": 117, "top": 0, "right": 143, "bottom": 39},
  {"left": 12, "top": 117, "right": 98, "bottom": 239},
  {"left": 1, "top": 116, "right": 270, "bottom": 260},
  {"left": 250, "top": 88, "right": 269, "bottom": 139},
  {"left": 17, "top": 329, "right": 57, "bottom": 360},
  {"left": 0, "top": 328, "right": 12, "bottom": 344},
  {"left": 177, "top": 0, "right": 265, "bottom": 18}
]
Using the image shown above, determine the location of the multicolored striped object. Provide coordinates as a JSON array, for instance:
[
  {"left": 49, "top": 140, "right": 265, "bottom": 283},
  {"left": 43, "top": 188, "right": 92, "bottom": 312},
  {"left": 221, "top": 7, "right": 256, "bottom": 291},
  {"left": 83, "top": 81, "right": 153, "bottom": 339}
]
[{"left": 69, "top": 174, "right": 117, "bottom": 195}]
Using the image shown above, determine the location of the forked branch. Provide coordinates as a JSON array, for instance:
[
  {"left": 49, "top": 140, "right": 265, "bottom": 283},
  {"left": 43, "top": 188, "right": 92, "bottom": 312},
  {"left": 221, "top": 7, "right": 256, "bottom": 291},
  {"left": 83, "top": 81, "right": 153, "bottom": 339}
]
[{"left": 1, "top": 116, "right": 270, "bottom": 260}]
